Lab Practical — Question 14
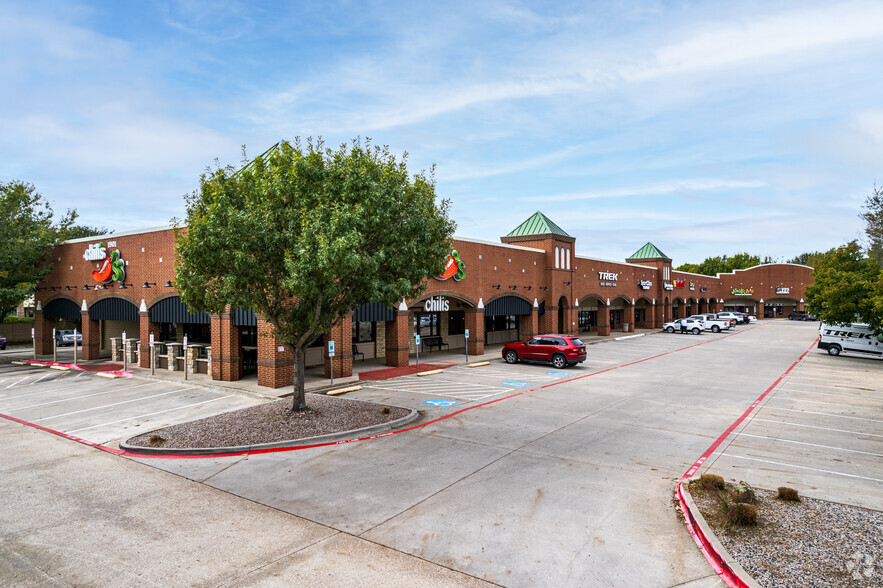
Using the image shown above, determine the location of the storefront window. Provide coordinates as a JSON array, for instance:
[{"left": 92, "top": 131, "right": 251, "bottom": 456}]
[
  {"left": 485, "top": 314, "right": 516, "bottom": 331},
  {"left": 160, "top": 322, "right": 177, "bottom": 342},
  {"left": 352, "top": 321, "right": 376, "bottom": 343},
  {"left": 448, "top": 311, "right": 465, "bottom": 335},
  {"left": 415, "top": 312, "right": 440, "bottom": 337},
  {"left": 578, "top": 310, "right": 596, "bottom": 331}
]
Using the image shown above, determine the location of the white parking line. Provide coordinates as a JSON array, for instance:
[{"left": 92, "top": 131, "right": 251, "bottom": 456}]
[
  {"left": 750, "top": 418, "right": 883, "bottom": 438},
  {"left": 765, "top": 407, "right": 883, "bottom": 423},
  {"left": 773, "top": 388, "right": 875, "bottom": 400},
  {"left": 33, "top": 387, "right": 196, "bottom": 422},
  {"left": 5, "top": 376, "right": 32, "bottom": 389},
  {"left": 65, "top": 394, "right": 238, "bottom": 434},
  {"left": 6, "top": 381, "right": 158, "bottom": 411},
  {"left": 710, "top": 452, "right": 883, "bottom": 483},
  {"left": 732, "top": 433, "right": 883, "bottom": 457},
  {"left": 766, "top": 396, "right": 880, "bottom": 409}
]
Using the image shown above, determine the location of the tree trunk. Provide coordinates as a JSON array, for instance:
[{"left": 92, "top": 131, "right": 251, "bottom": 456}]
[{"left": 291, "top": 345, "right": 307, "bottom": 412}]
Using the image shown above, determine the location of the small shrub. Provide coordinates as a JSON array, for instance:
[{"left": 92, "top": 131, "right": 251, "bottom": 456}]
[
  {"left": 725, "top": 502, "right": 757, "bottom": 526},
  {"left": 147, "top": 434, "right": 166, "bottom": 446},
  {"left": 700, "top": 473, "right": 725, "bottom": 489},
  {"left": 381, "top": 406, "right": 391, "bottom": 414},
  {"left": 777, "top": 486, "right": 800, "bottom": 501},
  {"left": 731, "top": 480, "right": 755, "bottom": 504}
]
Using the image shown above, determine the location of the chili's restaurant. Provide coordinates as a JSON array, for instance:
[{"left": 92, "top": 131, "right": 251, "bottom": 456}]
[{"left": 33, "top": 212, "right": 814, "bottom": 389}]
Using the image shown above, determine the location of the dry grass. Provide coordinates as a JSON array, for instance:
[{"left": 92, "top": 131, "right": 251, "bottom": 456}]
[{"left": 777, "top": 486, "right": 800, "bottom": 501}]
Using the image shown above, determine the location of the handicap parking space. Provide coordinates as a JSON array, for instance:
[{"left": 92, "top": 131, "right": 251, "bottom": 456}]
[
  {"left": 702, "top": 347, "right": 883, "bottom": 511},
  {"left": 0, "top": 363, "right": 263, "bottom": 445}
]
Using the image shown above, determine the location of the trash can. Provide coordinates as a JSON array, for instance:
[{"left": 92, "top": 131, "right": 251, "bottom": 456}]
[{"left": 622, "top": 323, "right": 630, "bottom": 332}]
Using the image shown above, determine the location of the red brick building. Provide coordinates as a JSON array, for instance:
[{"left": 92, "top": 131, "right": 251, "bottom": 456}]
[{"left": 32, "top": 212, "right": 813, "bottom": 388}]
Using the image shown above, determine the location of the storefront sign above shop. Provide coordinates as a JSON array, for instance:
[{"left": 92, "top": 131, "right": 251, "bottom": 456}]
[
  {"left": 664, "top": 282, "right": 674, "bottom": 290},
  {"left": 675, "top": 280, "right": 685, "bottom": 288},
  {"left": 435, "top": 250, "right": 465, "bottom": 281},
  {"left": 639, "top": 280, "right": 652, "bottom": 289},
  {"left": 424, "top": 296, "right": 450, "bottom": 312},
  {"left": 689, "top": 281, "right": 695, "bottom": 291},
  {"left": 87, "top": 242, "right": 126, "bottom": 286},
  {"left": 731, "top": 287, "right": 754, "bottom": 296},
  {"left": 776, "top": 287, "right": 790, "bottom": 294},
  {"left": 599, "top": 271, "right": 618, "bottom": 287}
]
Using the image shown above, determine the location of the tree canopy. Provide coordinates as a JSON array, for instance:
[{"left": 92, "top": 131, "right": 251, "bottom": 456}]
[
  {"left": 64, "top": 224, "right": 110, "bottom": 240},
  {"left": 804, "top": 241, "right": 882, "bottom": 331},
  {"left": 675, "top": 252, "right": 773, "bottom": 276},
  {"left": 174, "top": 138, "right": 456, "bottom": 410},
  {"left": 0, "top": 181, "right": 76, "bottom": 322},
  {"left": 861, "top": 184, "right": 883, "bottom": 266}
]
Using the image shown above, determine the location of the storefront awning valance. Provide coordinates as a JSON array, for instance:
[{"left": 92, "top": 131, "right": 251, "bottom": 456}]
[
  {"left": 90, "top": 297, "right": 139, "bottom": 322},
  {"left": 484, "top": 295, "right": 532, "bottom": 317},
  {"left": 353, "top": 302, "right": 396, "bottom": 323},
  {"left": 231, "top": 307, "right": 257, "bottom": 326},
  {"left": 43, "top": 298, "right": 81, "bottom": 320},
  {"left": 149, "top": 296, "right": 210, "bottom": 324}
]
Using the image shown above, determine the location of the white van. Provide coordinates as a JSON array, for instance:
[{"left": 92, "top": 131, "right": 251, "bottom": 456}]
[{"left": 818, "top": 323, "right": 883, "bottom": 357}]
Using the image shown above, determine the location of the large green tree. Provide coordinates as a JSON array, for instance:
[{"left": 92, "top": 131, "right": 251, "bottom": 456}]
[
  {"left": 860, "top": 184, "right": 883, "bottom": 266},
  {"left": 175, "top": 139, "right": 456, "bottom": 411},
  {"left": 804, "top": 241, "right": 883, "bottom": 331},
  {"left": 0, "top": 181, "right": 76, "bottom": 322}
]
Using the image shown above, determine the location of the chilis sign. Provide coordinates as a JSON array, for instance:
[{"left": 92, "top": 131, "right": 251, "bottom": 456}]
[
  {"left": 435, "top": 250, "right": 466, "bottom": 281},
  {"left": 85, "top": 242, "right": 126, "bottom": 286}
]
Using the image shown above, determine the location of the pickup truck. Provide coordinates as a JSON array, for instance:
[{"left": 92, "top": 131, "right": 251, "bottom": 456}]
[{"left": 688, "top": 314, "right": 731, "bottom": 333}]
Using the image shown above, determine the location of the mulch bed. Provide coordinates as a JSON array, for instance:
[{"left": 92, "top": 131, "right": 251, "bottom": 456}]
[
  {"left": 688, "top": 482, "right": 881, "bottom": 587},
  {"left": 126, "top": 393, "right": 411, "bottom": 449},
  {"left": 358, "top": 362, "right": 455, "bottom": 380}
]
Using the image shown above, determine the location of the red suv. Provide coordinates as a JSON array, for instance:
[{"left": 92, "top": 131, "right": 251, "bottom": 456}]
[{"left": 502, "top": 334, "right": 587, "bottom": 368}]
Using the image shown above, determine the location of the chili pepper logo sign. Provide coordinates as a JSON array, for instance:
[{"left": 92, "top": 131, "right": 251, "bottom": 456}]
[
  {"left": 90, "top": 244, "right": 126, "bottom": 285},
  {"left": 436, "top": 250, "right": 465, "bottom": 281}
]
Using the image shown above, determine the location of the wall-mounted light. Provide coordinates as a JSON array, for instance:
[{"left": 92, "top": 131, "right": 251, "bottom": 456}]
[
  {"left": 543, "top": 286, "right": 549, "bottom": 291},
  {"left": 142, "top": 282, "right": 157, "bottom": 289},
  {"left": 35, "top": 286, "right": 42, "bottom": 292},
  {"left": 82, "top": 285, "right": 89, "bottom": 290},
  {"left": 99, "top": 284, "right": 107, "bottom": 290},
  {"left": 510, "top": 285, "right": 518, "bottom": 290},
  {"left": 118, "top": 282, "right": 133, "bottom": 289},
  {"left": 164, "top": 281, "right": 173, "bottom": 288},
  {"left": 49, "top": 286, "right": 56, "bottom": 292},
  {"left": 563, "top": 281, "right": 572, "bottom": 286},
  {"left": 493, "top": 284, "right": 502, "bottom": 290},
  {"left": 526, "top": 286, "right": 533, "bottom": 291}
]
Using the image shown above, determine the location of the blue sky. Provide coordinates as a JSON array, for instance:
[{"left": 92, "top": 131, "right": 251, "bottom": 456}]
[{"left": 2, "top": 1, "right": 882, "bottom": 265}]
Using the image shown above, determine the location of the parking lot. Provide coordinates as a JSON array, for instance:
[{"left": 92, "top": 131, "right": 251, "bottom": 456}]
[
  {"left": 3, "top": 321, "right": 880, "bottom": 587},
  {"left": 0, "top": 361, "right": 262, "bottom": 445}
]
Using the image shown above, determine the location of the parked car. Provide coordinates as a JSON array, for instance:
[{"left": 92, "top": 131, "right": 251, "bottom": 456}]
[
  {"left": 0, "top": 333, "right": 6, "bottom": 350},
  {"left": 502, "top": 334, "right": 587, "bottom": 368},
  {"left": 55, "top": 330, "right": 82, "bottom": 346},
  {"left": 746, "top": 315, "right": 758, "bottom": 322},
  {"left": 688, "top": 314, "right": 730, "bottom": 333},
  {"left": 717, "top": 311, "right": 745, "bottom": 325},
  {"left": 662, "top": 318, "right": 705, "bottom": 335},
  {"left": 789, "top": 311, "right": 815, "bottom": 321},
  {"left": 818, "top": 322, "right": 883, "bottom": 356}
]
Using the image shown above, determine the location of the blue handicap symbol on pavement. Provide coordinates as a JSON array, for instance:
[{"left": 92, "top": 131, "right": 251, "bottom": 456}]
[
  {"left": 421, "top": 399, "right": 461, "bottom": 407},
  {"left": 546, "top": 371, "right": 570, "bottom": 376},
  {"left": 500, "top": 381, "right": 530, "bottom": 387}
]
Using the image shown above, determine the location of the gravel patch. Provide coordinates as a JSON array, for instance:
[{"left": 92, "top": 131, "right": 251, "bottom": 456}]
[
  {"left": 689, "top": 483, "right": 882, "bottom": 587},
  {"left": 126, "top": 393, "right": 411, "bottom": 449}
]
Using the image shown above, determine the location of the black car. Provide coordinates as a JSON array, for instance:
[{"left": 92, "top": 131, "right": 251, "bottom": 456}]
[{"left": 788, "top": 311, "right": 814, "bottom": 321}]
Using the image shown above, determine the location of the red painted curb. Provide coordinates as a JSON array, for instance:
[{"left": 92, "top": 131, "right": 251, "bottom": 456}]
[
  {"left": 3, "top": 328, "right": 752, "bottom": 459},
  {"left": 676, "top": 336, "right": 819, "bottom": 588}
]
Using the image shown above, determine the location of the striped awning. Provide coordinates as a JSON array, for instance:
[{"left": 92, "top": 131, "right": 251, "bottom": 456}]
[
  {"left": 90, "top": 297, "right": 139, "bottom": 322},
  {"left": 43, "top": 298, "right": 81, "bottom": 320},
  {"left": 148, "top": 296, "right": 209, "bottom": 324},
  {"left": 484, "top": 295, "right": 532, "bottom": 317},
  {"left": 352, "top": 302, "right": 396, "bottom": 323}
]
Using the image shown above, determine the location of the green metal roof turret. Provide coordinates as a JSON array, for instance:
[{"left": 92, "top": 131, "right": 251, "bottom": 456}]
[
  {"left": 627, "top": 242, "right": 671, "bottom": 261},
  {"left": 506, "top": 212, "right": 572, "bottom": 238}
]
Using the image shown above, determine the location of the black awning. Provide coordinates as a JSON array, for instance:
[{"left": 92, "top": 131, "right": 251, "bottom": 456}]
[
  {"left": 148, "top": 296, "right": 210, "bottom": 324},
  {"left": 484, "top": 295, "right": 532, "bottom": 317},
  {"left": 43, "top": 298, "right": 81, "bottom": 320},
  {"left": 231, "top": 307, "right": 257, "bottom": 326},
  {"left": 353, "top": 302, "right": 396, "bottom": 323},
  {"left": 90, "top": 297, "right": 139, "bottom": 322}
]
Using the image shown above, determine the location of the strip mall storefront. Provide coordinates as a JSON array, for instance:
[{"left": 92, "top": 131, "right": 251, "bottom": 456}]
[{"left": 33, "top": 213, "right": 814, "bottom": 389}]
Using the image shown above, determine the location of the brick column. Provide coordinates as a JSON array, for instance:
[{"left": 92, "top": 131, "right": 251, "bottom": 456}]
[
  {"left": 210, "top": 312, "right": 241, "bottom": 381},
  {"left": 465, "top": 308, "right": 485, "bottom": 355},
  {"left": 385, "top": 310, "right": 410, "bottom": 367},
  {"left": 80, "top": 309, "right": 100, "bottom": 360},
  {"left": 758, "top": 303, "right": 765, "bottom": 319},
  {"left": 624, "top": 304, "right": 635, "bottom": 332},
  {"left": 650, "top": 303, "right": 658, "bottom": 329},
  {"left": 139, "top": 311, "right": 161, "bottom": 368},
  {"left": 257, "top": 317, "right": 293, "bottom": 388},
  {"left": 34, "top": 309, "right": 53, "bottom": 355},
  {"left": 544, "top": 306, "right": 558, "bottom": 334},
  {"left": 324, "top": 316, "right": 353, "bottom": 379},
  {"left": 520, "top": 306, "right": 539, "bottom": 339},
  {"left": 596, "top": 303, "right": 610, "bottom": 336}
]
